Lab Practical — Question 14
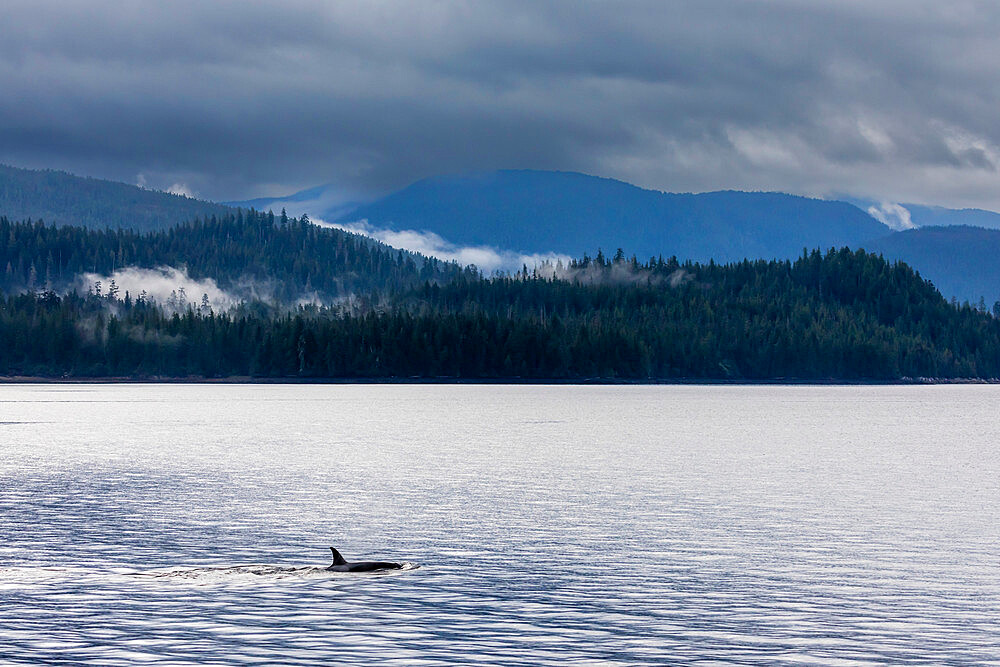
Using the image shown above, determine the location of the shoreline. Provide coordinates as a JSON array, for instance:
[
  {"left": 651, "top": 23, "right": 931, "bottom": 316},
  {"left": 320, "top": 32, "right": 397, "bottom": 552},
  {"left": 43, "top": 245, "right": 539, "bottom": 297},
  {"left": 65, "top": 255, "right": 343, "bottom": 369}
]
[{"left": 1, "top": 375, "right": 997, "bottom": 386}]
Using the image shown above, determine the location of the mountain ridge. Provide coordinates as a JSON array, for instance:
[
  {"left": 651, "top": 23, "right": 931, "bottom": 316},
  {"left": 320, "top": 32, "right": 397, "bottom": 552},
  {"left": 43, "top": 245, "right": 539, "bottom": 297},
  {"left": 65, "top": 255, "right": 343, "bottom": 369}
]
[
  {"left": 0, "top": 163, "right": 234, "bottom": 232},
  {"left": 334, "top": 169, "right": 888, "bottom": 263}
]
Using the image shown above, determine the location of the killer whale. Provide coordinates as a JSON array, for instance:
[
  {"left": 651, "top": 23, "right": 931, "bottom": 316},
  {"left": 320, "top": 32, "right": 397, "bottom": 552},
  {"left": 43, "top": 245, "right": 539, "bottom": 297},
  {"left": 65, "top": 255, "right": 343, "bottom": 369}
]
[{"left": 326, "top": 547, "right": 403, "bottom": 573}]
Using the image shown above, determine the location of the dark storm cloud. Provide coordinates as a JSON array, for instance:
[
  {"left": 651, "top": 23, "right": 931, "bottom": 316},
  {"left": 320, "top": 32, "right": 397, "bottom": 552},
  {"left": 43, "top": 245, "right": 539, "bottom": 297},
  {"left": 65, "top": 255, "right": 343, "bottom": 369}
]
[{"left": 2, "top": 0, "right": 1000, "bottom": 207}]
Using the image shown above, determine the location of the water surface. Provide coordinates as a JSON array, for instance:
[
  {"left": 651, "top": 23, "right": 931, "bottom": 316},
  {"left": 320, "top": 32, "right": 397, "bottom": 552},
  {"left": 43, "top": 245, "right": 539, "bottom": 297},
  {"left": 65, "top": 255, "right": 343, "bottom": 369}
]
[{"left": 1, "top": 384, "right": 999, "bottom": 664}]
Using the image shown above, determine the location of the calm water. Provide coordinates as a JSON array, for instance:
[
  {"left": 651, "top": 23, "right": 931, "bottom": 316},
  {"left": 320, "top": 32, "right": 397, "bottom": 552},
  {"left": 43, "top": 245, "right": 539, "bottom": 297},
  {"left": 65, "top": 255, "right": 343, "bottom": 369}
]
[{"left": 1, "top": 384, "right": 999, "bottom": 665}]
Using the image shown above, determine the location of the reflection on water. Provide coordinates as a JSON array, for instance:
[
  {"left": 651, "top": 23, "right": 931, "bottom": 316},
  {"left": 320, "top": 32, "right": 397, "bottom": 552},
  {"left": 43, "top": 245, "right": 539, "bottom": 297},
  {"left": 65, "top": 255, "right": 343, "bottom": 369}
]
[{"left": 1, "top": 384, "right": 999, "bottom": 664}]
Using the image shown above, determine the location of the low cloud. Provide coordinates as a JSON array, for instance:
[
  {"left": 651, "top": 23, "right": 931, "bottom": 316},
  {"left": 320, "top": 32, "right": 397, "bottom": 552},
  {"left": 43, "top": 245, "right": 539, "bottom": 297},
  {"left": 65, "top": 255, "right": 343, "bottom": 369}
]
[
  {"left": 136, "top": 172, "right": 196, "bottom": 199},
  {"left": 533, "top": 258, "right": 692, "bottom": 288},
  {"left": 867, "top": 202, "right": 917, "bottom": 231},
  {"left": 77, "top": 266, "right": 239, "bottom": 311},
  {"left": 229, "top": 185, "right": 363, "bottom": 221},
  {"left": 167, "top": 183, "right": 195, "bottom": 198},
  {"left": 76, "top": 265, "right": 346, "bottom": 310},
  {"left": 318, "top": 218, "right": 571, "bottom": 274},
  {"left": 668, "top": 268, "right": 694, "bottom": 288}
]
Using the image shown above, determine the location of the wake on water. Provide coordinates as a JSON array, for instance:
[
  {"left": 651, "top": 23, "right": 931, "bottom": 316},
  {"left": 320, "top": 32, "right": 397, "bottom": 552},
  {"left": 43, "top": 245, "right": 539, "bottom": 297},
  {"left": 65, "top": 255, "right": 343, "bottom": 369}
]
[
  {"left": 132, "top": 562, "right": 421, "bottom": 581},
  {"left": 0, "top": 562, "right": 421, "bottom": 587}
]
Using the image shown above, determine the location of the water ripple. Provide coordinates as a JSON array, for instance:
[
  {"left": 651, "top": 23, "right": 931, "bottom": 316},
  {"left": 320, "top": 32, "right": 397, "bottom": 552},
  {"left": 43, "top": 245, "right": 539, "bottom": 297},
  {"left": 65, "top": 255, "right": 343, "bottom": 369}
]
[{"left": 1, "top": 384, "right": 999, "bottom": 664}]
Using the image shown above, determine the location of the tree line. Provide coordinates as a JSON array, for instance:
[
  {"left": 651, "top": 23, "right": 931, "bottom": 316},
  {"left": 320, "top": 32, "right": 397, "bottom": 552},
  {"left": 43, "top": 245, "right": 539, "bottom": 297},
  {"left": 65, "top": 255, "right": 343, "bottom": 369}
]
[
  {"left": 3, "top": 247, "right": 999, "bottom": 380},
  {"left": 0, "top": 211, "right": 470, "bottom": 301}
]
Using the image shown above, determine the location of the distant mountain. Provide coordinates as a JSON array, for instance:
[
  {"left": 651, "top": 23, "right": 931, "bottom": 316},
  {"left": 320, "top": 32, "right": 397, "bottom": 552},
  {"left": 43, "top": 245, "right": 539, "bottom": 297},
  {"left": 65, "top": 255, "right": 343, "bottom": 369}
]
[
  {"left": 849, "top": 197, "right": 1000, "bottom": 231},
  {"left": 903, "top": 204, "right": 1000, "bottom": 230},
  {"left": 330, "top": 170, "right": 1000, "bottom": 304},
  {"left": 336, "top": 170, "right": 888, "bottom": 262},
  {"left": 227, "top": 184, "right": 331, "bottom": 210},
  {"left": 866, "top": 226, "right": 1000, "bottom": 307},
  {"left": 0, "top": 164, "right": 233, "bottom": 231},
  {"left": 225, "top": 184, "right": 362, "bottom": 222}
]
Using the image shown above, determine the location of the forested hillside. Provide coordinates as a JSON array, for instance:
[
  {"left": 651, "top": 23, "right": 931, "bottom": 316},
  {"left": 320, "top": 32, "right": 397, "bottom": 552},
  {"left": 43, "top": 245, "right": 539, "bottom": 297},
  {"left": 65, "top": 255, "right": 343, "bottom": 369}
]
[
  {"left": 3, "top": 248, "right": 998, "bottom": 380},
  {"left": 0, "top": 164, "right": 233, "bottom": 231},
  {"left": 258, "top": 169, "right": 1000, "bottom": 305},
  {"left": 867, "top": 226, "right": 1000, "bottom": 306},
  {"left": 0, "top": 211, "right": 468, "bottom": 301}
]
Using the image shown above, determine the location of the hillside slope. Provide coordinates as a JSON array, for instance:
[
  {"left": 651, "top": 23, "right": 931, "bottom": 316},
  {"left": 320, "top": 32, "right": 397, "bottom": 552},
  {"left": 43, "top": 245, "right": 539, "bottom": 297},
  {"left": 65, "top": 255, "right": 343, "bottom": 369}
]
[
  {"left": 0, "top": 164, "right": 233, "bottom": 231},
  {"left": 867, "top": 226, "right": 1000, "bottom": 307},
  {"left": 0, "top": 212, "right": 466, "bottom": 302}
]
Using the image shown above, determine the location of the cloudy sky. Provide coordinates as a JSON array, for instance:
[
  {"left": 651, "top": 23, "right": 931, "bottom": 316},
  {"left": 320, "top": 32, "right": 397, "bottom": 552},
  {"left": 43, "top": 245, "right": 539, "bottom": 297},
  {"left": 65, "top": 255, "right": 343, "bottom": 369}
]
[{"left": 2, "top": 0, "right": 1000, "bottom": 209}]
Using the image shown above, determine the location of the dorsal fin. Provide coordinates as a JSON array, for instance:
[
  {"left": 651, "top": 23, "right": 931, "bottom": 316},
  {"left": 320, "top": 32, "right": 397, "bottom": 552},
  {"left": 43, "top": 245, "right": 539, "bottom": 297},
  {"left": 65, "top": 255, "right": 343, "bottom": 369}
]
[{"left": 330, "top": 547, "right": 347, "bottom": 566}]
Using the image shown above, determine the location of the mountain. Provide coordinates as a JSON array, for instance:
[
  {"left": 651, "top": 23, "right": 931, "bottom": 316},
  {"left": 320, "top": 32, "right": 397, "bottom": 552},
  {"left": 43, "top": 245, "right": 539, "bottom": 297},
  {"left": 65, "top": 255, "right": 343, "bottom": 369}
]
[
  {"left": 903, "top": 204, "right": 1000, "bottom": 230},
  {"left": 0, "top": 163, "right": 233, "bottom": 231},
  {"left": 848, "top": 197, "right": 1000, "bottom": 231},
  {"left": 335, "top": 170, "right": 889, "bottom": 262},
  {"left": 866, "top": 226, "right": 1000, "bottom": 307},
  {"left": 331, "top": 170, "right": 1000, "bottom": 304}
]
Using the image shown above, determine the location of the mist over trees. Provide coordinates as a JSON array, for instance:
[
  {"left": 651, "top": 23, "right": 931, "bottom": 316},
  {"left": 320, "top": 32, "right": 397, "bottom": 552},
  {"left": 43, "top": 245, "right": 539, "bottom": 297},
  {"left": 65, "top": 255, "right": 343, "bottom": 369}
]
[
  {"left": 3, "top": 247, "right": 999, "bottom": 380},
  {"left": 0, "top": 211, "right": 469, "bottom": 301}
]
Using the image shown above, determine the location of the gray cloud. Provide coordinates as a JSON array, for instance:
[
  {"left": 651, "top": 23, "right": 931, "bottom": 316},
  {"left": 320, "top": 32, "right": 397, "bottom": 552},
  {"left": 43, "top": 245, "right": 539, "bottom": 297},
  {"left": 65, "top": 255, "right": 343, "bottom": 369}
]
[{"left": 2, "top": 1, "right": 1000, "bottom": 208}]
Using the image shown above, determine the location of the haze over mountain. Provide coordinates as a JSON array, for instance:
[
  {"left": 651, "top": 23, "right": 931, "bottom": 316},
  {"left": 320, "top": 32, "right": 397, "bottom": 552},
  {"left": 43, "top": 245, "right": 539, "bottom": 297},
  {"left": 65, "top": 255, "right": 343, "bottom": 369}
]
[
  {"left": 895, "top": 204, "right": 1000, "bottom": 231},
  {"left": 335, "top": 170, "right": 889, "bottom": 264},
  {"left": 224, "top": 184, "right": 362, "bottom": 223}
]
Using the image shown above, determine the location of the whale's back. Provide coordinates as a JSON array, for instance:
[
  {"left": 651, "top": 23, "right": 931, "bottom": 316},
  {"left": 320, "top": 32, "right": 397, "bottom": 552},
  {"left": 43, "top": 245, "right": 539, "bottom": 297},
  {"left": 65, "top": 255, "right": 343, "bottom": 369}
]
[{"left": 327, "top": 546, "right": 402, "bottom": 572}]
